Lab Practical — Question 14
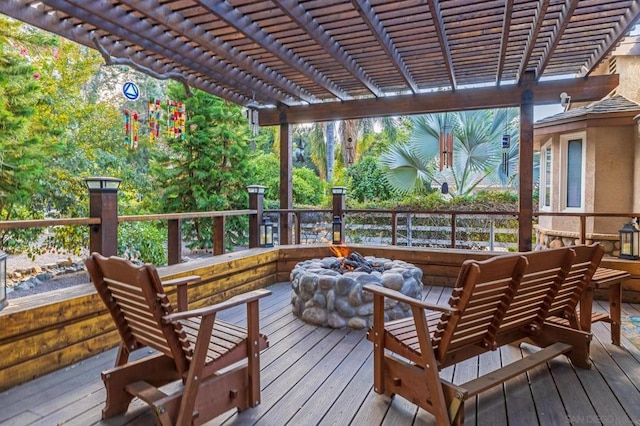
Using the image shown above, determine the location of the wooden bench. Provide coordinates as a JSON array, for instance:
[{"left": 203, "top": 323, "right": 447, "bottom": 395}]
[{"left": 363, "top": 244, "right": 604, "bottom": 425}]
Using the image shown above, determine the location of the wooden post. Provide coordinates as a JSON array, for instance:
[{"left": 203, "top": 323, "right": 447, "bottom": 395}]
[
  {"left": 280, "top": 121, "right": 293, "bottom": 245},
  {"left": 248, "top": 185, "right": 265, "bottom": 248},
  {"left": 86, "top": 177, "right": 120, "bottom": 257},
  {"left": 519, "top": 81, "right": 535, "bottom": 252},
  {"left": 213, "top": 216, "right": 225, "bottom": 255},
  {"left": 167, "top": 219, "right": 182, "bottom": 265}
]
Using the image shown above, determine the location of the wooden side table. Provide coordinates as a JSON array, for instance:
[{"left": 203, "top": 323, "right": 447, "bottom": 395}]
[{"left": 579, "top": 267, "right": 630, "bottom": 346}]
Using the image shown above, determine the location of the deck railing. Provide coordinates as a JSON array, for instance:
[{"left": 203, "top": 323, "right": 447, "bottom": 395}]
[{"left": 1, "top": 181, "right": 638, "bottom": 271}]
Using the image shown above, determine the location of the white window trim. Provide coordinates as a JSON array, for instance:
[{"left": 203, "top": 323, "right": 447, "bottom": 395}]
[
  {"left": 559, "top": 132, "right": 586, "bottom": 212},
  {"left": 540, "top": 139, "right": 552, "bottom": 211}
]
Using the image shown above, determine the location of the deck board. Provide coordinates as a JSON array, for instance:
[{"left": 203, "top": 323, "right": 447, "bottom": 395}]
[{"left": 1, "top": 280, "right": 640, "bottom": 425}]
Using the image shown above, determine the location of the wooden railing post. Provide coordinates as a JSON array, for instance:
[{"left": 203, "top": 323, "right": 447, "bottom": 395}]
[
  {"left": 85, "top": 177, "right": 121, "bottom": 257},
  {"left": 167, "top": 219, "right": 182, "bottom": 265},
  {"left": 213, "top": 216, "right": 225, "bottom": 255},
  {"left": 295, "top": 212, "right": 301, "bottom": 244},
  {"left": 450, "top": 213, "right": 457, "bottom": 248},
  {"left": 247, "top": 185, "right": 265, "bottom": 248}
]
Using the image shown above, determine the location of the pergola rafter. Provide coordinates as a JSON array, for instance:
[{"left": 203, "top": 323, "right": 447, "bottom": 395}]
[
  {"left": 496, "top": 0, "right": 514, "bottom": 85},
  {"left": 272, "top": 0, "right": 383, "bottom": 98},
  {"left": 197, "top": 0, "right": 351, "bottom": 102},
  {"left": 350, "top": 0, "right": 418, "bottom": 94},
  {"left": 535, "top": 0, "right": 580, "bottom": 80},
  {"left": 426, "top": 0, "right": 457, "bottom": 90},
  {"left": 119, "top": 0, "right": 319, "bottom": 105},
  {"left": 517, "top": 0, "right": 551, "bottom": 83}
]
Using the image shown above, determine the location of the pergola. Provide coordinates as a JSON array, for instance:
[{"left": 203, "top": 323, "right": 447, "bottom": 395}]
[{"left": 2, "top": 0, "right": 638, "bottom": 250}]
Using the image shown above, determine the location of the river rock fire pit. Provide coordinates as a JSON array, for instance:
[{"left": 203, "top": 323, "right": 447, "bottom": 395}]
[{"left": 290, "top": 252, "right": 423, "bottom": 329}]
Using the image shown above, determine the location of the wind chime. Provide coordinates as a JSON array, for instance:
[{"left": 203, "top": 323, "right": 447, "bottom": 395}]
[
  {"left": 439, "top": 118, "right": 453, "bottom": 171},
  {"left": 148, "top": 98, "right": 161, "bottom": 142},
  {"left": 167, "top": 100, "right": 186, "bottom": 139},
  {"left": 124, "top": 110, "right": 139, "bottom": 149},
  {"left": 502, "top": 116, "right": 511, "bottom": 176}
]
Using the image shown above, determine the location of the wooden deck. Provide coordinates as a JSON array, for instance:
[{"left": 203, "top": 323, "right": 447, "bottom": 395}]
[{"left": 1, "top": 281, "right": 640, "bottom": 425}]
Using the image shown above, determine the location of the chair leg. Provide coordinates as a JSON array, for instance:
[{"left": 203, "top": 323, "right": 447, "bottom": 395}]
[{"left": 246, "top": 300, "right": 262, "bottom": 408}]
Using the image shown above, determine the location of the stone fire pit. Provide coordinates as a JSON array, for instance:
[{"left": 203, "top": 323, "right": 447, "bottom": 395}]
[{"left": 290, "top": 252, "right": 423, "bottom": 329}]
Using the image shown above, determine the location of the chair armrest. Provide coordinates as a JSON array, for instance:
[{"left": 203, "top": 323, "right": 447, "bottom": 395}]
[
  {"left": 162, "top": 275, "right": 201, "bottom": 312},
  {"left": 363, "top": 284, "right": 456, "bottom": 315},
  {"left": 162, "top": 275, "right": 201, "bottom": 287},
  {"left": 163, "top": 288, "right": 271, "bottom": 323}
]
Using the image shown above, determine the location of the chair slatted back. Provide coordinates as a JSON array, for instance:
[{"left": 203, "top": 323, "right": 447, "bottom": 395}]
[
  {"left": 499, "top": 247, "right": 576, "bottom": 333},
  {"left": 544, "top": 244, "right": 604, "bottom": 320},
  {"left": 86, "top": 254, "right": 191, "bottom": 374},
  {"left": 433, "top": 254, "right": 528, "bottom": 360}
]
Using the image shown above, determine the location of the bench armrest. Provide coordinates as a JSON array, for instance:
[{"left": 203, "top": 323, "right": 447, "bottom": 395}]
[
  {"left": 163, "top": 289, "right": 271, "bottom": 323},
  {"left": 363, "top": 284, "right": 456, "bottom": 315}
]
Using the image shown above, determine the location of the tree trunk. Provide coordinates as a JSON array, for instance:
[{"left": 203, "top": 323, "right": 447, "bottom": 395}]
[{"left": 326, "top": 121, "right": 335, "bottom": 182}]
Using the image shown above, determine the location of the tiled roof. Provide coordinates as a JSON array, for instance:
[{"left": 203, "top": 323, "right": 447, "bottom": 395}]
[{"left": 536, "top": 95, "right": 640, "bottom": 124}]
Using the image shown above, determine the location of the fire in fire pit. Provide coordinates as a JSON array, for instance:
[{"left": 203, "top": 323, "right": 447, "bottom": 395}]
[{"left": 290, "top": 250, "right": 423, "bottom": 329}]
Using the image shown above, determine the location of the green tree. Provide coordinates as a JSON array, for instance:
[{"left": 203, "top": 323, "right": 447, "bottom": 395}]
[
  {"left": 152, "top": 83, "right": 252, "bottom": 249},
  {"left": 380, "top": 109, "right": 519, "bottom": 197},
  {"left": 347, "top": 156, "right": 396, "bottom": 204}
]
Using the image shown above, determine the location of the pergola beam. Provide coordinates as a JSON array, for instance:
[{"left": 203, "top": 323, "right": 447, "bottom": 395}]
[
  {"left": 197, "top": 0, "right": 350, "bottom": 101},
  {"left": 260, "top": 74, "right": 619, "bottom": 125},
  {"left": 351, "top": 0, "right": 418, "bottom": 94},
  {"left": 272, "top": 0, "right": 383, "bottom": 98}
]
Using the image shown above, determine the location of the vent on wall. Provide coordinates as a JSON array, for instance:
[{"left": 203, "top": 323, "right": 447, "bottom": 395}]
[{"left": 609, "top": 57, "right": 617, "bottom": 74}]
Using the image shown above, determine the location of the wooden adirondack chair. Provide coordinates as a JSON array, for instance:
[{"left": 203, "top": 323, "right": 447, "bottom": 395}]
[
  {"left": 364, "top": 244, "right": 603, "bottom": 426},
  {"left": 85, "top": 253, "right": 270, "bottom": 425}
]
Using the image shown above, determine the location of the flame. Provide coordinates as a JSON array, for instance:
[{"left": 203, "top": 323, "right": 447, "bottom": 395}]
[{"left": 330, "top": 244, "right": 350, "bottom": 258}]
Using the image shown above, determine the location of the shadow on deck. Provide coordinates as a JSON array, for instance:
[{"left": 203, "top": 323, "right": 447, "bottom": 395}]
[{"left": 1, "top": 281, "right": 640, "bottom": 425}]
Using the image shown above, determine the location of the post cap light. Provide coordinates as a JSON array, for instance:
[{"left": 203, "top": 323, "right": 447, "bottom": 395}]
[
  {"left": 84, "top": 177, "right": 122, "bottom": 191},
  {"left": 247, "top": 185, "right": 266, "bottom": 194},
  {"left": 331, "top": 186, "right": 347, "bottom": 195}
]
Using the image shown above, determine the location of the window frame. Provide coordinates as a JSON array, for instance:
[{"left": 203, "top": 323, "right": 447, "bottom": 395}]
[
  {"left": 539, "top": 140, "right": 553, "bottom": 211},
  {"left": 559, "top": 132, "right": 586, "bottom": 212}
]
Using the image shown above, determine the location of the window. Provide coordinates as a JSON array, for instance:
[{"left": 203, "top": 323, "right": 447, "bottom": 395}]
[
  {"left": 540, "top": 142, "right": 552, "bottom": 209},
  {"left": 560, "top": 133, "right": 585, "bottom": 211}
]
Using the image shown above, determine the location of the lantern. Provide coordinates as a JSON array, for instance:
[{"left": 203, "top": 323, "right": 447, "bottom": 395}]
[
  {"left": 259, "top": 216, "right": 274, "bottom": 248},
  {"left": 618, "top": 221, "right": 640, "bottom": 259},
  {"left": 332, "top": 216, "right": 343, "bottom": 244}
]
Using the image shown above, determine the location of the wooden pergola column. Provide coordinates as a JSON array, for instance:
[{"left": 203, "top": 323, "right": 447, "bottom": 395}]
[
  {"left": 519, "top": 85, "right": 534, "bottom": 252},
  {"left": 280, "top": 121, "right": 293, "bottom": 245}
]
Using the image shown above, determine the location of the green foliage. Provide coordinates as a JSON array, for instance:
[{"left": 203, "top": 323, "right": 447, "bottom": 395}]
[
  {"left": 293, "top": 167, "right": 325, "bottom": 206},
  {"left": 152, "top": 83, "right": 251, "bottom": 249},
  {"left": 118, "top": 222, "right": 167, "bottom": 265},
  {"left": 247, "top": 153, "right": 280, "bottom": 202},
  {"left": 380, "top": 109, "right": 519, "bottom": 197},
  {"left": 347, "top": 156, "right": 396, "bottom": 204}
]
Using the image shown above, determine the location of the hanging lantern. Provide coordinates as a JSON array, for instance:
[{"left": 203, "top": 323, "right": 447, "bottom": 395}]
[
  {"left": 439, "top": 121, "right": 453, "bottom": 171},
  {"left": 332, "top": 216, "right": 343, "bottom": 244}
]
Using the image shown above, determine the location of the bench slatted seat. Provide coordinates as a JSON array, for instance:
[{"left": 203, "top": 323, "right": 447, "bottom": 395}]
[
  {"left": 364, "top": 244, "right": 604, "bottom": 426},
  {"left": 86, "top": 253, "right": 270, "bottom": 425}
]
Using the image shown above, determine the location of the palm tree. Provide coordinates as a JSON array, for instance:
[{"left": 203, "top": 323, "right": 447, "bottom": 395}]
[{"left": 379, "top": 109, "right": 519, "bottom": 197}]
